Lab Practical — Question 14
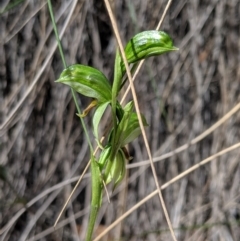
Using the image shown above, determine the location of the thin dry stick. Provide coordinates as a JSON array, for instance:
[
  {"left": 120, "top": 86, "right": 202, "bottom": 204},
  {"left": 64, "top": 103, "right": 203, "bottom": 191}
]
[
  {"left": 121, "top": 0, "right": 173, "bottom": 104},
  {"left": 4, "top": 95, "right": 239, "bottom": 236},
  {"left": 54, "top": 133, "right": 106, "bottom": 226},
  {"left": 0, "top": 0, "right": 76, "bottom": 134},
  {"left": 23, "top": 138, "right": 240, "bottom": 241},
  {"left": 103, "top": 1, "right": 177, "bottom": 241},
  {"left": 156, "top": 0, "right": 173, "bottom": 30},
  {"left": 161, "top": 143, "right": 240, "bottom": 189},
  {"left": 54, "top": 159, "right": 91, "bottom": 227},
  {"left": 93, "top": 142, "right": 240, "bottom": 241},
  {"left": 6, "top": 96, "right": 238, "bottom": 236},
  {"left": 26, "top": 206, "right": 90, "bottom": 241},
  {"left": 128, "top": 101, "right": 240, "bottom": 168},
  {"left": 0, "top": 174, "right": 82, "bottom": 235},
  {"left": 23, "top": 141, "right": 240, "bottom": 241},
  {"left": 4, "top": 2, "right": 47, "bottom": 43}
]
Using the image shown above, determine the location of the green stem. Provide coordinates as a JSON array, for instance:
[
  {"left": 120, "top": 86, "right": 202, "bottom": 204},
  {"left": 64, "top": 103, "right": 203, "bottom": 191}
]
[
  {"left": 85, "top": 206, "right": 99, "bottom": 241},
  {"left": 47, "top": 0, "right": 93, "bottom": 153},
  {"left": 48, "top": 3, "right": 100, "bottom": 239},
  {"left": 86, "top": 157, "right": 103, "bottom": 241},
  {"left": 47, "top": 0, "right": 66, "bottom": 69}
]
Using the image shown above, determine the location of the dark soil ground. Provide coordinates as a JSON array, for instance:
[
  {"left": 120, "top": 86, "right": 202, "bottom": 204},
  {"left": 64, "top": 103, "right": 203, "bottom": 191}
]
[{"left": 0, "top": 0, "right": 240, "bottom": 240}]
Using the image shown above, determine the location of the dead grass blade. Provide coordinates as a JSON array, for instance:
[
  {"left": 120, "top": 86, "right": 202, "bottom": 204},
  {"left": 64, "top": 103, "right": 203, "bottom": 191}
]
[
  {"left": 103, "top": 0, "right": 177, "bottom": 240},
  {"left": 16, "top": 141, "right": 240, "bottom": 241},
  {"left": 128, "top": 101, "right": 240, "bottom": 168},
  {"left": 0, "top": 0, "right": 78, "bottom": 134},
  {"left": 93, "top": 141, "right": 240, "bottom": 241},
  {"left": 54, "top": 160, "right": 91, "bottom": 227}
]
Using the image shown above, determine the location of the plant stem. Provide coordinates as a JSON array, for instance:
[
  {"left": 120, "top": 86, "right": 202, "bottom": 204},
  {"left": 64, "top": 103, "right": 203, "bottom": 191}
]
[
  {"left": 47, "top": 0, "right": 93, "bottom": 153},
  {"left": 85, "top": 206, "right": 99, "bottom": 241},
  {"left": 48, "top": 1, "right": 97, "bottom": 235},
  {"left": 47, "top": 0, "right": 66, "bottom": 69},
  {"left": 85, "top": 157, "right": 103, "bottom": 241}
]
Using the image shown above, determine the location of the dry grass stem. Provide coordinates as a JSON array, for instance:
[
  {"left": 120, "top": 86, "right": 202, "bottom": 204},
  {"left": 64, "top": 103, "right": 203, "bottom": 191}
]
[
  {"left": 128, "top": 101, "right": 240, "bottom": 169},
  {"left": 54, "top": 159, "right": 91, "bottom": 227},
  {"left": 1, "top": 1, "right": 240, "bottom": 240},
  {"left": 93, "top": 141, "right": 240, "bottom": 240},
  {"left": 103, "top": 0, "right": 177, "bottom": 240}
]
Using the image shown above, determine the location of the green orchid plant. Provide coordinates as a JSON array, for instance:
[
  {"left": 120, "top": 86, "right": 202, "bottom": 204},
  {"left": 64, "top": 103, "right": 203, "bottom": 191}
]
[{"left": 56, "top": 30, "right": 177, "bottom": 241}]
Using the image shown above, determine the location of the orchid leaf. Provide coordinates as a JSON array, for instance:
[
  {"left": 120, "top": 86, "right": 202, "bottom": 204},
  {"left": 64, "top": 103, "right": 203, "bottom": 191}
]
[
  {"left": 121, "top": 30, "right": 178, "bottom": 73},
  {"left": 114, "top": 101, "right": 148, "bottom": 147},
  {"left": 92, "top": 101, "right": 110, "bottom": 141},
  {"left": 56, "top": 64, "right": 112, "bottom": 103},
  {"left": 121, "top": 112, "right": 148, "bottom": 146},
  {"left": 114, "top": 101, "right": 134, "bottom": 148}
]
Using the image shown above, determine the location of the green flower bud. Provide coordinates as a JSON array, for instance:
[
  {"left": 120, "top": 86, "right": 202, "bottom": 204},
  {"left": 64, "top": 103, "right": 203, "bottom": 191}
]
[
  {"left": 98, "top": 146, "right": 112, "bottom": 171},
  {"left": 105, "top": 148, "right": 126, "bottom": 189}
]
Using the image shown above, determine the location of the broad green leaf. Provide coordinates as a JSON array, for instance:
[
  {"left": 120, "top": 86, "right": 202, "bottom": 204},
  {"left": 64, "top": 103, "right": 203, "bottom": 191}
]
[
  {"left": 115, "top": 101, "right": 134, "bottom": 147},
  {"left": 115, "top": 101, "right": 148, "bottom": 147},
  {"left": 121, "top": 113, "right": 148, "bottom": 146},
  {"left": 121, "top": 30, "right": 178, "bottom": 72},
  {"left": 92, "top": 102, "right": 110, "bottom": 140},
  {"left": 56, "top": 64, "right": 112, "bottom": 103}
]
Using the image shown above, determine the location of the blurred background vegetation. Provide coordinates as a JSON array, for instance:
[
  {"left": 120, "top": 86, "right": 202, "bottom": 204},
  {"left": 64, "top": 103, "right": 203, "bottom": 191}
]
[{"left": 0, "top": 0, "right": 240, "bottom": 240}]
